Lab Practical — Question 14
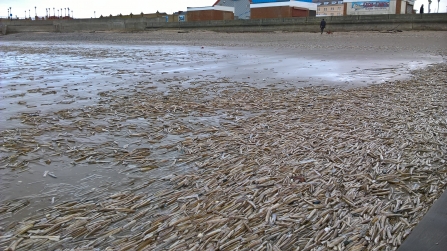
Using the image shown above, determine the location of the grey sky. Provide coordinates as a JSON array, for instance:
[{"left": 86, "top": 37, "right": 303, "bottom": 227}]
[{"left": 1, "top": 0, "right": 445, "bottom": 18}]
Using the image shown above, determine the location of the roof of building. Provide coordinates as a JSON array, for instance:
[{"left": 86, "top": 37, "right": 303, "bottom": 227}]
[
  {"left": 213, "top": 0, "right": 253, "bottom": 6},
  {"left": 187, "top": 5, "right": 235, "bottom": 12},
  {"left": 312, "top": 0, "right": 344, "bottom": 4},
  {"left": 250, "top": 1, "right": 317, "bottom": 11}
]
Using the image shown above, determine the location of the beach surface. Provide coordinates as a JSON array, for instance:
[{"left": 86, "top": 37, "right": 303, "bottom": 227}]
[{"left": 0, "top": 31, "right": 446, "bottom": 250}]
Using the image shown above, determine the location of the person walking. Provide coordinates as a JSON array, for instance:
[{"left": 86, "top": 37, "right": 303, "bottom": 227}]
[
  {"left": 420, "top": 4, "right": 424, "bottom": 14},
  {"left": 320, "top": 19, "right": 326, "bottom": 34}
]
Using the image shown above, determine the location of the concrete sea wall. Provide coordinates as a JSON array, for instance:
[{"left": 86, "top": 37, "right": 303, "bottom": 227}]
[{"left": 1, "top": 14, "right": 446, "bottom": 34}]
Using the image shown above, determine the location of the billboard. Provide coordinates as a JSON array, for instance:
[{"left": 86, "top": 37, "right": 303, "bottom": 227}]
[{"left": 351, "top": 0, "right": 390, "bottom": 10}]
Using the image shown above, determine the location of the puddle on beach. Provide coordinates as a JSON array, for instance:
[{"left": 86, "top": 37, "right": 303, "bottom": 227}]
[{"left": 0, "top": 41, "right": 443, "bottom": 222}]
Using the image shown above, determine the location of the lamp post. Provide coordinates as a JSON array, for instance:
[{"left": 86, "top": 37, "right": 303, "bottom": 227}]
[
  {"left": 35, "top": 6, "right": 36, "bottom": 18},
  {"left": 8, "top": 8, "right": 9, "bottom": 19},
  {"left": 94, "top": 11, "right": 96, "bottom": 18},
  {"left": 64, "top": 8, "right": 66, "bottom": 17},
  {"left": 24, "top": 10, "right": 26, "bottom": 19},
  {"left": 71, "top": 10, "right": 73, "bottom": 18},
  {"left": 29, "top": 9, "right": 30, "bottom": 19},
  {"left": 60, "top": 8, "right": 62, "bottom": 18},
  {"left": 68, "top": 8, "right": 70, "bottom": 17}
]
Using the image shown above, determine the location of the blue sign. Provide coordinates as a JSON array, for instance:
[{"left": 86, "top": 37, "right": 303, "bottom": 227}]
[
  {"left": 252, "top": 0, "right": 289, "bottom": 3},
  {"left": 178, "top": 15, "right": 185, "bottom": 22},
  {"left": 10, "top": 14, "right": 12, "bottom": 17}
]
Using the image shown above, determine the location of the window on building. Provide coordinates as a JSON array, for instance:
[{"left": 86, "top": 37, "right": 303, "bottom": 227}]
[
  {"left": 338, "top": 7, "right": 341, "bottom": 10},
  {"left": 331, "top": 7, "right": 334, "bottom": 10},
  {"left": 331, "top": 13, "right": 334, "bottom": 16},
  {"left": 324, "top": 8, "right": 327, "bottom": 11}
]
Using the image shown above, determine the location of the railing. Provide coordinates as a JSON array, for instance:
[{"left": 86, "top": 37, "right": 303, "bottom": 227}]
[{"left": 1, "top": 16, "right": 74, "bottom": 21}]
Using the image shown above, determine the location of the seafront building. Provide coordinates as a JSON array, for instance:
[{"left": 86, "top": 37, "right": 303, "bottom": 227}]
[
  {"left": 187, "top": 0, "right": 415, "bottom": 21},
  {"left": 213, "top": 0, "right": 252, "bottom": 19},
  {"left": 313, "top": 0, "right": 344, "bottom": 16},
  {"left": 250, "top": 0, "right": 318, "bottom": 18},
  {"left": 186, "top": 5, "right": 235, "bottom": 21},
  {"left": 188, "top": 0, "right": 318, "bottom": 21}
]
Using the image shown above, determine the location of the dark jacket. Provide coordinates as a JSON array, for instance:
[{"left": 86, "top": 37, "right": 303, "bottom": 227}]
[
  {"left": 420, "top": 6, "right": 424, "bottom": 14},
  {"left": 320, "top": 20, "right": 326, "bottom": 28}
]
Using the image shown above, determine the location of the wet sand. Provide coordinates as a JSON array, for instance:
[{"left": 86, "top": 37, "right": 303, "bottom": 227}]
[{"left": 0, "top": 31, "right": 446, "bottom": 250}]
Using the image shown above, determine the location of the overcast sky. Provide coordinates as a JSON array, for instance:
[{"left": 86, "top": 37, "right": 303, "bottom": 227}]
[
  {"left": 0, "top": 0, "right": 214, "bottom": 18},
  {"left": 1, "top": 0, "right": 445, "bottom": 18}
]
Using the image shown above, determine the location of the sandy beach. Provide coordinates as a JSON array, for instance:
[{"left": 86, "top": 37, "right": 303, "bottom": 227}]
[{"left": 0, "top": 31, "right": 446, "bottom": 250}]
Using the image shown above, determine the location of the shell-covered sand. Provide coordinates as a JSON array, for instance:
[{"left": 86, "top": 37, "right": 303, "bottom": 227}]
[{"left": 1, "top": 31, "right": 447, "bottom": 251}]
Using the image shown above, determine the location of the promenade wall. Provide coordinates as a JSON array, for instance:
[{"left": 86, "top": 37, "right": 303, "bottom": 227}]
[{"left": 1, "top": 14, "right": 446, "bottom": 34}]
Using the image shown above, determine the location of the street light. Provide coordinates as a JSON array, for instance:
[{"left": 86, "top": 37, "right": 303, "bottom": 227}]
[
  {"left": 60, "top": 8, "right": 62, "bottom": 17},
  {"left": 71, "top": 10, "right": 73, "bottom": 18},
  {"left": 29, "top": 9, "right": 30, "bottom": 19},
  {"left": 53, "top": 7, "right": 55, "bottom": 16},
  {"left": 7, "top": 8, "right": 9, "bottom": 19},
  {"left": 24, "top": 10, "right": 26, "bottom": 19},
  {"left": 94, "top": 11, "right": 96, "bottom": 18},
  {"left": 68, "top": 8, "right": 70, "bottom": 17}
]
